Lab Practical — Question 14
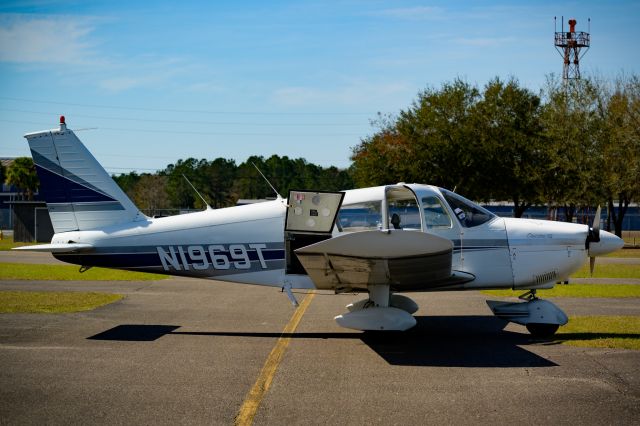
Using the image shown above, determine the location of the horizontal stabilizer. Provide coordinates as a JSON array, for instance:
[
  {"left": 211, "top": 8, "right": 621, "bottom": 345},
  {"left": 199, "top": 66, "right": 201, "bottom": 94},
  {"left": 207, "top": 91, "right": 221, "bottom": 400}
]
[{"left": 12, "top": 243, "right": 94, "bottom": 253}]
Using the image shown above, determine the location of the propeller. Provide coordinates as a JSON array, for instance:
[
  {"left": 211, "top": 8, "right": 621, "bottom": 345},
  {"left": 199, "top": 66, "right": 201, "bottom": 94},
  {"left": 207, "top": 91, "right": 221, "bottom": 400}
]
[{"left": 586, "top": 206, "right": 601, "bottom": 275}]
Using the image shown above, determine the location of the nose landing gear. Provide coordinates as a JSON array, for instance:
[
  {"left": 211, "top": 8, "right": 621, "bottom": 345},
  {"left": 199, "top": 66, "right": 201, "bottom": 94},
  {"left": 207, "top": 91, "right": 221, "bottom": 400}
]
[{"left": 486, "top": 289, "right": 568, "bottom": 338}]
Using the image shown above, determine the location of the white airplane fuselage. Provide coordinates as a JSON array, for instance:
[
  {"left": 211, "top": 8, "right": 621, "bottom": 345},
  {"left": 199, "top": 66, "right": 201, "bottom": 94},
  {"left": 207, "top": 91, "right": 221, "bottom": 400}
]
[{"left": 47, "top": 185, "right": 620, "bottom": 292}]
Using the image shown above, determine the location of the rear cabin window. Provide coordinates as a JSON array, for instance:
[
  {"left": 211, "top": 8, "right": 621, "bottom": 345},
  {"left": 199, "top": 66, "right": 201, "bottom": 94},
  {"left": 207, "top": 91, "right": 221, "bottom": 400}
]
[
  {"left": 337, "top": 201, "right": 382, "bottom": 231},
  {"left": 422, "top": 196, "right": 452, "bottom": 229},
  {"left": 388, "top": 198, "right": 421, "bottom": 230}
]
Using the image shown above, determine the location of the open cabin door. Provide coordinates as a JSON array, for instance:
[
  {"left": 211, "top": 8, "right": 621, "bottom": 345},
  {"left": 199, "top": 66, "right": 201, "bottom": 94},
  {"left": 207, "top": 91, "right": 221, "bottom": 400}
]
[{"left": 284, "top": 190, "right": 344, "bottom": 275}]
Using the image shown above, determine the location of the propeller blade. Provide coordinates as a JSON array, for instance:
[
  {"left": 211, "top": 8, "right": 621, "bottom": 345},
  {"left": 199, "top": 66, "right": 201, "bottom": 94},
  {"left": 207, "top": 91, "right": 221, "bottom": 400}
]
[
  {"left": 589, "top": 256, "right": 596, "bottom": 276},
  {"left": 586, "top": 205, "right": 602, "bottom": 252},
  {"left": 593, "top": 205, "right": 601, "bottom": 234}
]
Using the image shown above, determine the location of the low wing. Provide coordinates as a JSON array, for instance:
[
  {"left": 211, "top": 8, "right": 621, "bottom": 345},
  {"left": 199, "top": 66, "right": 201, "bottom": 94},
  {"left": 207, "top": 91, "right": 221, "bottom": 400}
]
[
  {"left": 12, "top": 243, "right": 94, "bottom": 253},
  {"left": 295, "top": 230, "right": 474, "bottom": 292}
]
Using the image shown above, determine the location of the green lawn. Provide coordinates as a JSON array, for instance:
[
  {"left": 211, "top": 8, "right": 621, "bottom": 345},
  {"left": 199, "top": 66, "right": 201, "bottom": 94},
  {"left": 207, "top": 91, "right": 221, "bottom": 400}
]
[
  {"left": 571, "top": 263, "right": 640, "bottom": 279},
  {"left": 0, "top": 236, "right": 37, "bottom": 251},
  {"left": 0, "top": 263, "right": 167, "bottom": 281},
  {"left": 483, "top": 284, "right": 640, "bottom": 298},
  {"left": 604, "top": 248, "right": 640, "bottom": 258},
  {"left": 0, "top": 290, "right": 123, "bottom": 313},
  {"left": 557, "top": 316, "right": 640, "bottom": 350}
]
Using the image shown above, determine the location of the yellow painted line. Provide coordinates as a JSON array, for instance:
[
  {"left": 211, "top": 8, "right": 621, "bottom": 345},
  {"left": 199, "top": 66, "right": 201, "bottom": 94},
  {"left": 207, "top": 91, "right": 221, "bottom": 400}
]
[{"left": 234, "top": 291, "right": 315, "bottom": 426}]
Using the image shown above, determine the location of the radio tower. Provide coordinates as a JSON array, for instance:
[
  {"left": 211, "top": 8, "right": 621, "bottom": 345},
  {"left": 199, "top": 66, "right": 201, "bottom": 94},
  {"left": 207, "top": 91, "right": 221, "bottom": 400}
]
[{"left": 554, "top": 16, "right": 590, "bottom": 79}]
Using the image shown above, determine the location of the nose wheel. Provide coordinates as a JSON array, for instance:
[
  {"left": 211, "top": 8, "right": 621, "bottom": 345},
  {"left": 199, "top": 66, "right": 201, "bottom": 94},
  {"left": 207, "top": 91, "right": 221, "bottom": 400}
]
[
  {"left": 486, "top": 289, "right": 568, "bottom": 338},
  {"left": 519, "top": 290, "right": 560, "bottom": 338},
  {"left": 525, "top": 323, "right": 560, "bottom": 338}
]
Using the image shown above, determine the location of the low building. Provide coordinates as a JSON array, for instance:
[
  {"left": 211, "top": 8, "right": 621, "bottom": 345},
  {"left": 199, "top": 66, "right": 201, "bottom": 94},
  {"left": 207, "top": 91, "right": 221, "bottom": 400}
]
[{"left": 8, "top": 201, "right": 54, "bottom": 242}]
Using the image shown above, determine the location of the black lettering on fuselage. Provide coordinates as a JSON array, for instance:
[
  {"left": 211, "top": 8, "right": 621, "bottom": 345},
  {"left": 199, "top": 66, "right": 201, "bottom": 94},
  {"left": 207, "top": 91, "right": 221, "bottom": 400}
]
[{"left": 156, "top": 244, "right": 270, "bottom": 272}]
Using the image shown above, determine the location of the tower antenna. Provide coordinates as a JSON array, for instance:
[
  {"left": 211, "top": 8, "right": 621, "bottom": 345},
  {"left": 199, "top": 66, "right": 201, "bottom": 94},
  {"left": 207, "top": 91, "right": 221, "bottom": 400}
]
[{"left": 554, "top": 16, "right": 591, "bottom": 80}]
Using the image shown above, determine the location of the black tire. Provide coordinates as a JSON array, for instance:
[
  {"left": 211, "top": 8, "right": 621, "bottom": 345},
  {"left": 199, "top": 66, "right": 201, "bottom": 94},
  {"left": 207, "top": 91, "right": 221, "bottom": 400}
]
[{"left": 526, "top": 323, "right": 560, "bottom": 338}]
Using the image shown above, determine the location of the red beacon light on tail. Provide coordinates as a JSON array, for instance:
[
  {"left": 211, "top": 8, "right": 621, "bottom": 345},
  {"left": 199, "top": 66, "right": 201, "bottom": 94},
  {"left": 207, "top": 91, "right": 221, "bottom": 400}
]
[{"left": 59, "top": 115, "right": 67, "bottom": 131}]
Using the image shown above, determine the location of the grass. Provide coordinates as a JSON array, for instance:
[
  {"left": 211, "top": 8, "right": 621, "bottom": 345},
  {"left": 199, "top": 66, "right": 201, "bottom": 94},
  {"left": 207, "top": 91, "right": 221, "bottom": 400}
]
[
  {"left": 556, "top": 316, "right": 640, "bottom": 350},
  {"left": 0, "top": 263, "right": 167, "bottom": 281},
  {"left": 0, "top": 290, "right": 123, "bottom": 313},
  {"left": 482, "top": 284, "right": 640, "bottom": 298},
  {"left": 0, "top": 236, "right": 37, "bottom": 251},
  {"left": 604, "top": 248, "right": 640, "bottom": 258},
  {"left": 571, "top": 263, "right": 640, "bottom": 279}
]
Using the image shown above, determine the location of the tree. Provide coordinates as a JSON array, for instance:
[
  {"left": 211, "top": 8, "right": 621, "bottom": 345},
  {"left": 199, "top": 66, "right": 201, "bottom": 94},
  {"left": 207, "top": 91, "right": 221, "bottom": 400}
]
[
  {"left": 5, "top": 157, "right": 39, "bottom": 200},
  {"left": 130, "top": 174, "right": 171, "bottom": 216},
  {"left": 351, "top": 77, "right": 548, "bottom": 216},
  {"left": 231, "top": 156, "right": 273, "bottom": 200},
  {"left": 351, "top": 116, "right": 412, "bottom": 187},
  {"left": 473, "top": 77, "right": 546, "bottom": 217},
  {"left": 596, "top": 75, "right": 640, "bottom": 236},
  {"left": 352, "top": 80, "right": 483, "bottom": 191},
  {"left": 540, "top": 76, "right": 602, "bottom": 222},
  {"left": 112, "top": 171, "right": 141, "bottom": 199},
  {"left": 164, "top": 158, "right": 208, "bottom": 209},
  {"left": 204, "top": 158, "right": 236, "bottom": 208},
  {"left": 320, "top": 166, "right": 354, "bottom": 191},
  {"left": 396, "top": 79, "right": 481, "bottom": 193}
]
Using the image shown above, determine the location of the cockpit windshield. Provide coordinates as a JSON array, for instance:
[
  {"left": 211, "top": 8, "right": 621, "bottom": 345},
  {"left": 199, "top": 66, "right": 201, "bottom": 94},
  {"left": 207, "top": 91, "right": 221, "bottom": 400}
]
[{"left": 439, "top": 188, "right": 495, "bottom": 228}]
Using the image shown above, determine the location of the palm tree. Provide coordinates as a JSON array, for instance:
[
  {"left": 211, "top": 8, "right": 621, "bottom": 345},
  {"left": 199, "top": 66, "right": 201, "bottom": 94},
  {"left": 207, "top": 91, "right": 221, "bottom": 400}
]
[{"left": 5, "top": 157, "right": 39, "bottom": 200}]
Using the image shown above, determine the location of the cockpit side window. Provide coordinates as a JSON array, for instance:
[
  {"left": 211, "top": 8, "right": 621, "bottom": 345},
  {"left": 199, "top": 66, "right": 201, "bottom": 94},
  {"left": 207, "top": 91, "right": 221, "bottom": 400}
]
[
  {"left": 422, "top": 196, "right": 452, "bottom": 229},
  {"left": 337, "top": 201, "right": 382, "bottom": 231},
  {"left": 440, "top": 189, "right": 495, "bottom": 228}
]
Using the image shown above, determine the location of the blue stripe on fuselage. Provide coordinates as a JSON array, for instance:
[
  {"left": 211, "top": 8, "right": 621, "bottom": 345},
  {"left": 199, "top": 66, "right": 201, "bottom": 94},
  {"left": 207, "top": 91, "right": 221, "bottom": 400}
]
[{"left": 54, "top": 246, "right": 286, "bottom": 268}]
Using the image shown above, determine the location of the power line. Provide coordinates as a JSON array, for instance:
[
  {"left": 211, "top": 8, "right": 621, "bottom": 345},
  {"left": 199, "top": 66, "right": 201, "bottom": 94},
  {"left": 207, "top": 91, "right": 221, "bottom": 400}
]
[
  {"left": 0, "top": 119, "right": 362, "bottom": 137},
  {"left": 0, "top": 107, "right": 367, "bottom": 127},
  {"left": 0, "top": 96, "right": 374, "bottom": 116}
]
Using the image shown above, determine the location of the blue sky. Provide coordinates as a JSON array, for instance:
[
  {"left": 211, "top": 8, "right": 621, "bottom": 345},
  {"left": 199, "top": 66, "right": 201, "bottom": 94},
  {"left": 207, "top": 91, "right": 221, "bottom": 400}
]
[{"left": 1, "top": 1, "right": 639, "bottom": 174}]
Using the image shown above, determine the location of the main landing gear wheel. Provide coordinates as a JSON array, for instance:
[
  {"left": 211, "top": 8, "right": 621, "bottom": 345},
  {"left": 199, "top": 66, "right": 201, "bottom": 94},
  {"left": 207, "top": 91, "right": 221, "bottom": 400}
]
[{"left": 525, "top": 323, "right": 560, "bottom": 338}]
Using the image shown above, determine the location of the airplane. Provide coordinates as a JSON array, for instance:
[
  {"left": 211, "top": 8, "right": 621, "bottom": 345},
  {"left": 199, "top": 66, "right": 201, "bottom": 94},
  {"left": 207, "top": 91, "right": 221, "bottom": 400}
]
[{"left": 15, "top": 117, "right": 624, "bottom": 337}]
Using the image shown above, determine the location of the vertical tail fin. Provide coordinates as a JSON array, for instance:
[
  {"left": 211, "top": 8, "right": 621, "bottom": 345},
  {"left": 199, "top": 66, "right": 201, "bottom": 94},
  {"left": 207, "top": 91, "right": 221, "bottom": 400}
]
[{"left": 24, "top": 117, "right": 144, "bottom": 233}]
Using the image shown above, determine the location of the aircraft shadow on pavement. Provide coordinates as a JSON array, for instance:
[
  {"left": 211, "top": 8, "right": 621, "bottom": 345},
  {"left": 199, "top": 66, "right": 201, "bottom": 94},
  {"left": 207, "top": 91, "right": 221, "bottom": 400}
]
[
  {"left": 360, "top": 316, "right": 557, "bottom": 368},
  {"left": 88, "top": 325, "right": 181, "bottom": 341},
  {"left": 87, "top": 315, "right": 556, "bottom": 368}
]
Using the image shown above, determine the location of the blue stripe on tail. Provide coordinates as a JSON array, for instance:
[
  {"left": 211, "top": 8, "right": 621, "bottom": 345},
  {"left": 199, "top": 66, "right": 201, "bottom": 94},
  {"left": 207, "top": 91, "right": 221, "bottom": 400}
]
[{"left": 35, "top": 165, "right": 116, "bottom": 204}]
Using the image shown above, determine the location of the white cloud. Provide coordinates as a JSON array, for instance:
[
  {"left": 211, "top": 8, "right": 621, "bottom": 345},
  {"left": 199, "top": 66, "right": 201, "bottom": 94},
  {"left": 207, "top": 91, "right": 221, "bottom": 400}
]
[
  {"left": 0, "top": 14, "right": 98, "bottom": 64},
  {"left": 96, "top": 56, "right": 194, "bottom": 93}
]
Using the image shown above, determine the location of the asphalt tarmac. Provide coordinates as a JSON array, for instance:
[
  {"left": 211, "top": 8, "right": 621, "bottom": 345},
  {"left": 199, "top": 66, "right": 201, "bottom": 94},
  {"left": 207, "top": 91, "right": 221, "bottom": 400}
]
[{"left": 1, "top": 275, "right": 639, "bottom": 425}]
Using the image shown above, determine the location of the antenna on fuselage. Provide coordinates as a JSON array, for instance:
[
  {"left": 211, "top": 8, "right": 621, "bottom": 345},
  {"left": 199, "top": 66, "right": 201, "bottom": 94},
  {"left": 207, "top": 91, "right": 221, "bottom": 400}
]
[
  {"left": 182, "top": 174, "right": 212, "bottom": 210},
  {"left": 251, "top": 162, "right": 282, "bottom": 200}
]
